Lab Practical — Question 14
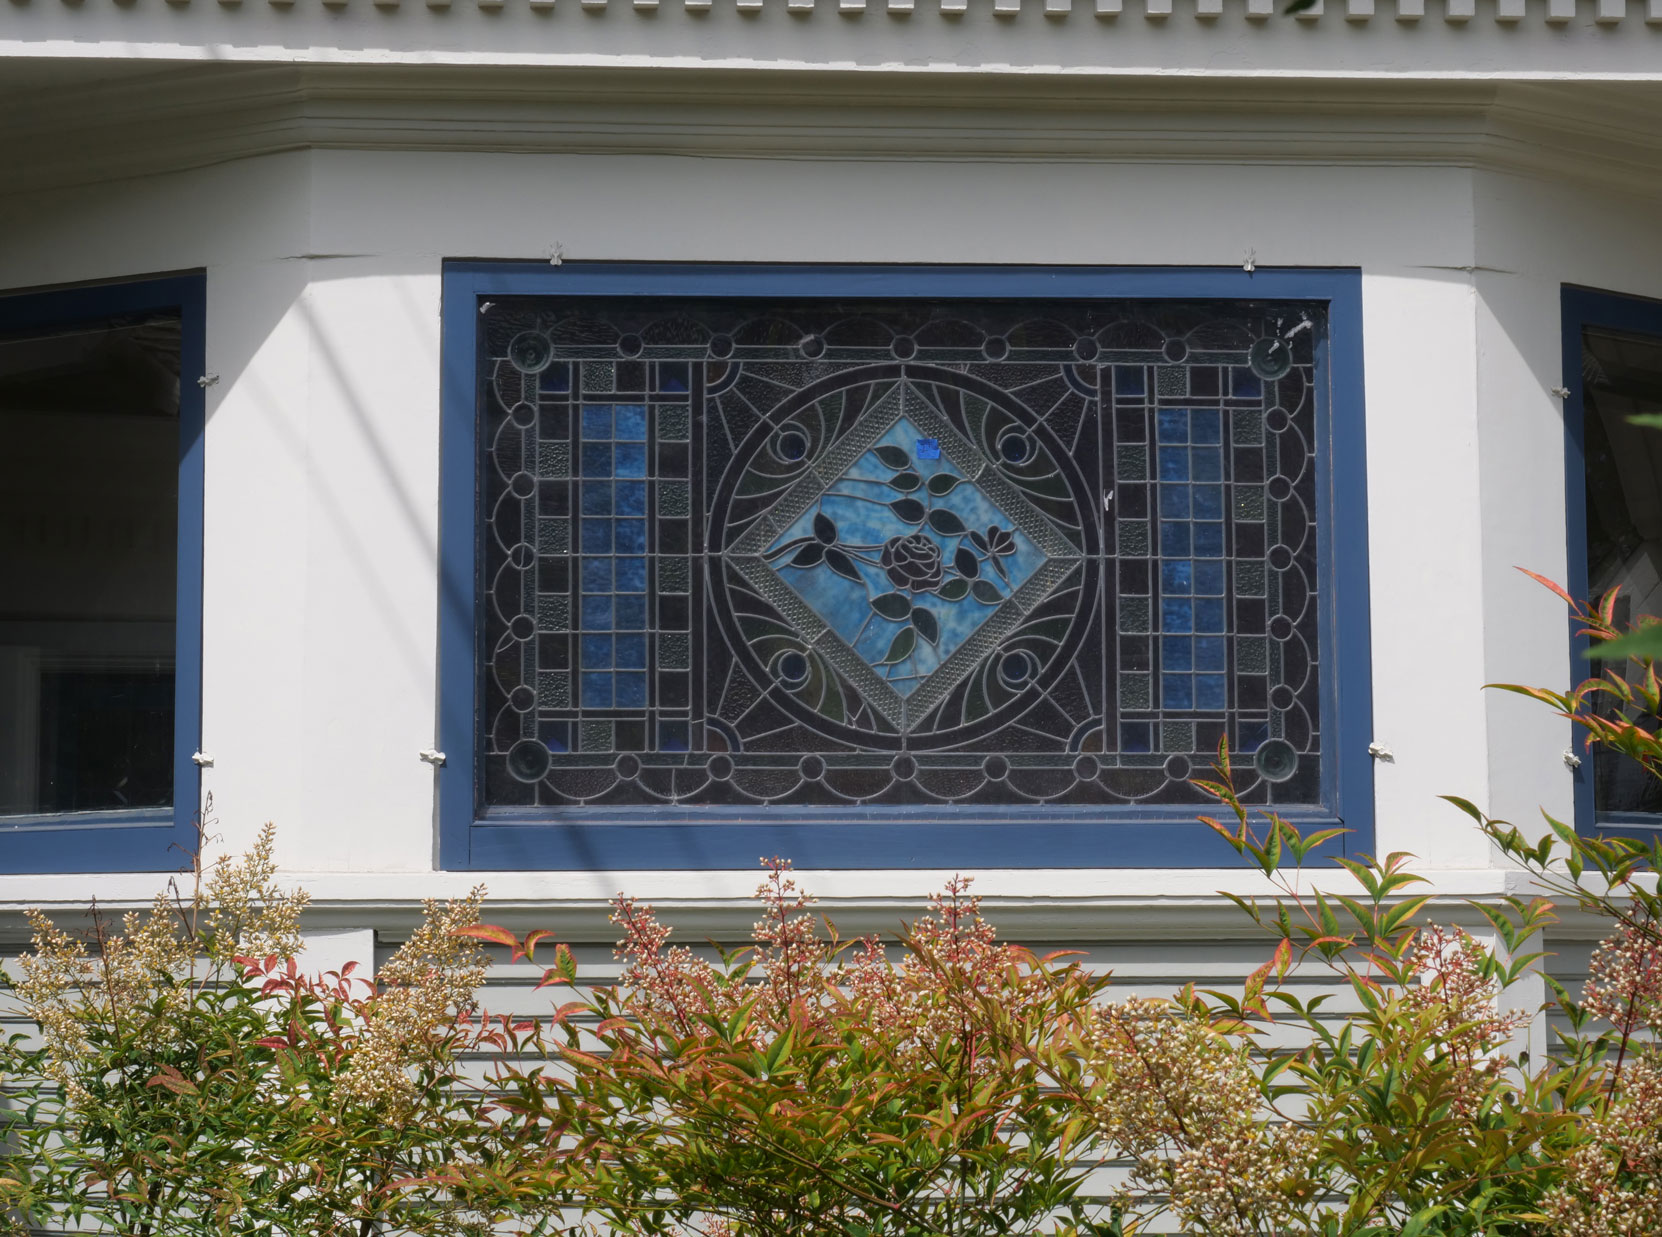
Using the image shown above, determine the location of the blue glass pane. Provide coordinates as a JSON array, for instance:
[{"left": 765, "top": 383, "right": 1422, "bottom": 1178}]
[
  {"left": 1193, "top": 561, "right": 1226, "bottom": 596},
  {"left": 658, "top": 365, "right": 689, "bottom": 394},
  {"left": 580, "top": 673, "right": 613, "bottom": 707},
  {"left": 1162, "top": 636, "right": 1193, "bottom": 671},
  {"left": 1195, "top": 636, "right": 1227, "bottom": 671},
  {"left": 1159, "top": 521, "right": 1191, "bottom": 556},
  {"left": 581, "top": 595, "right": 613, "bottom": 629},
  {"left": 580, "top": 635, "right": 613, "bottom": 668},
  {"left": 615, "top": 557, "right": 648, "bottom": 592},
  {"left": 615, "top": 634, "right": 648, "bottom": 669},
  {"left": 615, "top": 520, "right": 647, "bottom": 553},
  {"left": 1120, "top": 721, "right": 1152, "bottom": 752},
  {"left": 543, "top": 363, "right": 571, "bottom": 394},
  {"left": 615, "top": 404, "right": 647, "bottom": 440},
  {"left": 1161, "top": 599, "right": 1193, "bottom": 633},
  {"left": 581, "top": 443, "right": 613, "bottom": 477},
  {"left": 1193, "top": 522, "right": 1225, "bottom": 557},
  {"left": 1162, "top": 675, "right": 1194, "bottom": 710},
  {"left": 1195, "top": 599, "right": 1226, "bottom": 632},
  {"left": 1115, "top": 366, "right": 1146, "bottom": 396},
  {"left": 1158, "top": 447, "right": 1189, "bottom": 481},
  {"left": 1193, "top": 486, "right": 1224, "bottom": 521},
  {"left": 581, "top": 520, "right": 612, "bottom": 554},
  {"left": 658, "top": 720, "right": 690, "bottom": 752},
  {"left": 615, "top": 596, "right": 647, "bottom": 629},
  {"left": 616, "top": 481, "right": 648, "bottom": 516},
  {"left": 581, "top": 482, "right": 613, "bottom": 516},
  {"left": 1231, "top": 368, "right": 1262, "bottom": 398},
  {"left": 615, "top": 443, "right": 648, "bottom": 478},
  {"left": 1159, "top": 485, "right": 1190, "bottom": 520},
  {"left": 582, "top": 405, "right": 613, "bottom": 439},
  {"left": 1190, "top": 408, "right": 1221, "bottom": 444},
  {"left": 1161, "top": 560, "right": 1193, "bottom": 595},
  {"left": 1195, "top": 675, "right": 1228, "bottom": 711},
  {"left": 616, "top": 673, "right": 648, "bottom": 708},
  {"left": 1157, "top": 408, "right": 1188, "bottom": 443},
  {"left": 1237, "top": 720, "right": 1269, "bottom": 752},
  {"left": 1190, "top": 447, "right": 1223, "bottom": 482},
  {"left": 581, "top": 558, "right": 612, "bottom": 592}
]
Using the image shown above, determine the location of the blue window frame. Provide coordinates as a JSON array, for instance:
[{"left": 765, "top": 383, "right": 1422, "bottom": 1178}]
[
  {"left": 0, "top": 274, "right": 206, "bottom": 873},
  {"left": 439, "top": 263, "right": 1372, "bottom": 869},
  {"left": 1562, "top": 284, "right": 1662, "bottom": 842}
]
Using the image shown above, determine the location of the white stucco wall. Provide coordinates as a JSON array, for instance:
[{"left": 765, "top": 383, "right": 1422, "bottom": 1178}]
[{"left": 0, "top": 137, "right": 1654, "bottom": 922}]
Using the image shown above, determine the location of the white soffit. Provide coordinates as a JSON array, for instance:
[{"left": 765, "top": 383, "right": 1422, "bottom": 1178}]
[{"left": 2, "top": 1, "right": 1660, "bottom": 79}]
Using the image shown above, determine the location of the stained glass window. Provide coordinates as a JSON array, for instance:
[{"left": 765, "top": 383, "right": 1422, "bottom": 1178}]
[{"left": 476, "top": 298, "right": 1325, "bottom": 813}]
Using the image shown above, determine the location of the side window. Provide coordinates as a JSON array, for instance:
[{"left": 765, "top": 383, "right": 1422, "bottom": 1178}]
[
  {"left": 1568, "top": 290, "right": 1662, "bottom": 827},
  {"left": 439, "top": 266, "right": 1372, "bottom": 870},
  {"left": 0, "top": 277, "right": 204, "bottom": 873}
]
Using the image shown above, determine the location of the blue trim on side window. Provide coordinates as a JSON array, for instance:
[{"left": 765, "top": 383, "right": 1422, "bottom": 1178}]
[
  {"left": 439, "top": 263, "right": 1373, "bottom": 870},
  {"left": 1562, "top": 284, "right": 1662, "bottom": 844},
  {"left": 0, "top": 273, "right": 206, "bottom": 874}
]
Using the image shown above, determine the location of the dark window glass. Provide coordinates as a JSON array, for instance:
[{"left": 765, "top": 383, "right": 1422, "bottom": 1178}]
[
  {"left": 478, "top": 300, "right": 1324, "bottom": 810},
  {"left": 1583, "top": 325, "right": 1662, "bottom": 816},
  {"left": 0, "top": 315, "right": 179, "bottom": 817}
]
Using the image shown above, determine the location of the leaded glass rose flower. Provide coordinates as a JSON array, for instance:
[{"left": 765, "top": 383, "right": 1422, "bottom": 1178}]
[{"left": 881, "top": 533, "right": 944, "bottom": 593}]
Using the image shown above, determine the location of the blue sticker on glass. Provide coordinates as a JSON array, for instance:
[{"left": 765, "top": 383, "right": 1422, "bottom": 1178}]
[{"left": 916, "top": 438, "right": 941, "bottom": 460}]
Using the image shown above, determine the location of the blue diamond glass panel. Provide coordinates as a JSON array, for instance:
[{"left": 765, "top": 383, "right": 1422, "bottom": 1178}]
[{"left": 477, "top": 299, "right": 1326, "bottom": 808}]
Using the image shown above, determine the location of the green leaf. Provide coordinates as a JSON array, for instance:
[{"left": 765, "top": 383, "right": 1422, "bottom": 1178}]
[
  {"left": 871, "top": 592, "right": 912, "bottom": 620},
  {"left": 879, "top": 626, "right": 917, "bottom": 665},
  {"left": 926, "top": 473, "right": 962, "bottom": 497},
  {"left": 1586, "top": 622, "right": 1662, "bottom": 661},
  {"left": 890, "top": 498, "right": 927, "bottom": 524},
  {"left": 873, "top": 445, "right": 911, "bottom": 469},
  {"left": 1628, "top": 413, "right": 1662, "bottom": 429},
  {"left": 971, "top": 580, "right": 1002, "bottom": 605},
  {"left": 888, "top": 471, "right": 922, "bottom": 493},
  {"left": 937, "top": 578, "right": 970, "bottom": 601},
  {"left": 912, "top": 607, "right": 940, "bottom": 646},
  {"left": 927, "top": 508, "right": 968, "bottom": 536}
]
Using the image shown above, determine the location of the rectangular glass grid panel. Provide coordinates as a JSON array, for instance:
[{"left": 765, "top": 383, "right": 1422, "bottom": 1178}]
[{"left": 479, "top": 301, "right": 1324, "bottom": 809}]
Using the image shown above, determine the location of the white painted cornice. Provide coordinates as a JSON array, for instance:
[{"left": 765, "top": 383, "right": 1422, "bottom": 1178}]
[
  {"left": 1, "top": 67, "right": 1660, "bottom": 201},
  {"left": 1, "top": 1, "right": 1660, "bottom": 79}
]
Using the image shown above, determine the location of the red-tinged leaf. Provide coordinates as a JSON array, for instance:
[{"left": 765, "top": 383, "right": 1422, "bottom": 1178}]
[
  {"left": 147, "top": 1066, "right": 198, "bottom": 1096},
  {"left": 1515, "top": 566, "right": 1576, "bottom": 607},
  {"left": 455, "top": 923, "right": 520, "bottom": 950},
  {"left": 1271, "top": 936, "right": 1293, "bottom": 978},
  {"left": 519, "top": 929, "right": 554, "bottom": 962},
  {"left": 559, "top": 1047, "right": 605, "bottom": 1068},
  {"left": 256, "top": 1037, "right": 293, "bottom": 1050}
]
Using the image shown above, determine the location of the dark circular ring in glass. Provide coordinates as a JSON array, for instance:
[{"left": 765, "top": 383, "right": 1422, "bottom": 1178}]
[
  {"left": 1073, "top": 754, "right": 1100, "bottom": 780},
  {"left": 772, "top": 429, "right": 810, "bottom": 463},
  {"left": 508, "top": 332, "right": 554, "bottom": 374},
  {"left": 799, "top": 754, "right": 826, "bottom": 781},
  {"left": 997, "top": 649, "right": 1035, "bottom": 689},
  {"left": 1162, "top": 338, "right": 1189, "bottom": 363},
  {"left": 982, "top": 336, "right": 1010, "bottom": 361},
  {"left": 708, "top": 334, "right": 735, "bottom": 360},
  {"left": 508, "top": 542, "right": 536, "bottom": 570},
  {"left": 1266, "top": 474, "right": 1294, "bottom": 502},
  {"left": 707, "top": 753, "right": 735, "bottom": 781},
  {"left": 614, "top": 753, "right": 642, "bottom": 780},
  {"left": 617, "top": 333, "right": 644, "bottom": 358},
  {"left": 510, "top": 614, "right": 536, "bottom": 641},
  {"left": 1269, "top": 615, "right": 1295, "bottom": 641},
  {"left": 891, "top": 753, "right": 918, "bottom": 781},
  {"left": 509, "top": 685, "right": 536, "bottom": 713},
  {"left": 1268, "top": 544, "right": 1294, "bottom": 571},
  {"left": 799, "top": 334, "right": 826, "bottom": 359},
  {"left": 1264, "top": 406, "right": 1291, "bottom": 433},
  {"left": 776, "top": 650, "right": 811, "bottom": 688},
  {"left": 1270, "top": 684, "right": 1297, "bottom": 711},
  {"left": 998, "top": 432, "right": 1032, "bottom": 464},
  {"left": 1073, "top": 338, "right": 1100, "bottom": 362},
  {"left": 509, "top": 471, "right": 537, "bottom": 499},
  {"left": 506, "top": 738, "right": 551, "bottom": 783},
  {"left": 1249, "top": 337, "right": 1293, "bottom": 381},
  {"left": 509, "top": 400, "right": 537, "bottom": 429},
  {"left": 891, "top": 335, "right": 917, "bottom": 360},
  {"left": 1254, "top": 738, "right": 1299, "bottom": 783},
  {"left": 982, "top": 754, "right": 1010, "bottom": 781},
  {"left": 1163, "top": 753, "right": 1191, "bottom": 781}
]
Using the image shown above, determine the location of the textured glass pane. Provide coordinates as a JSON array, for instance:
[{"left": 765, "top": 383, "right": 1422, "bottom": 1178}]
[{"left": 478, "top": 298, "right": 1326, "bottom": 808}]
